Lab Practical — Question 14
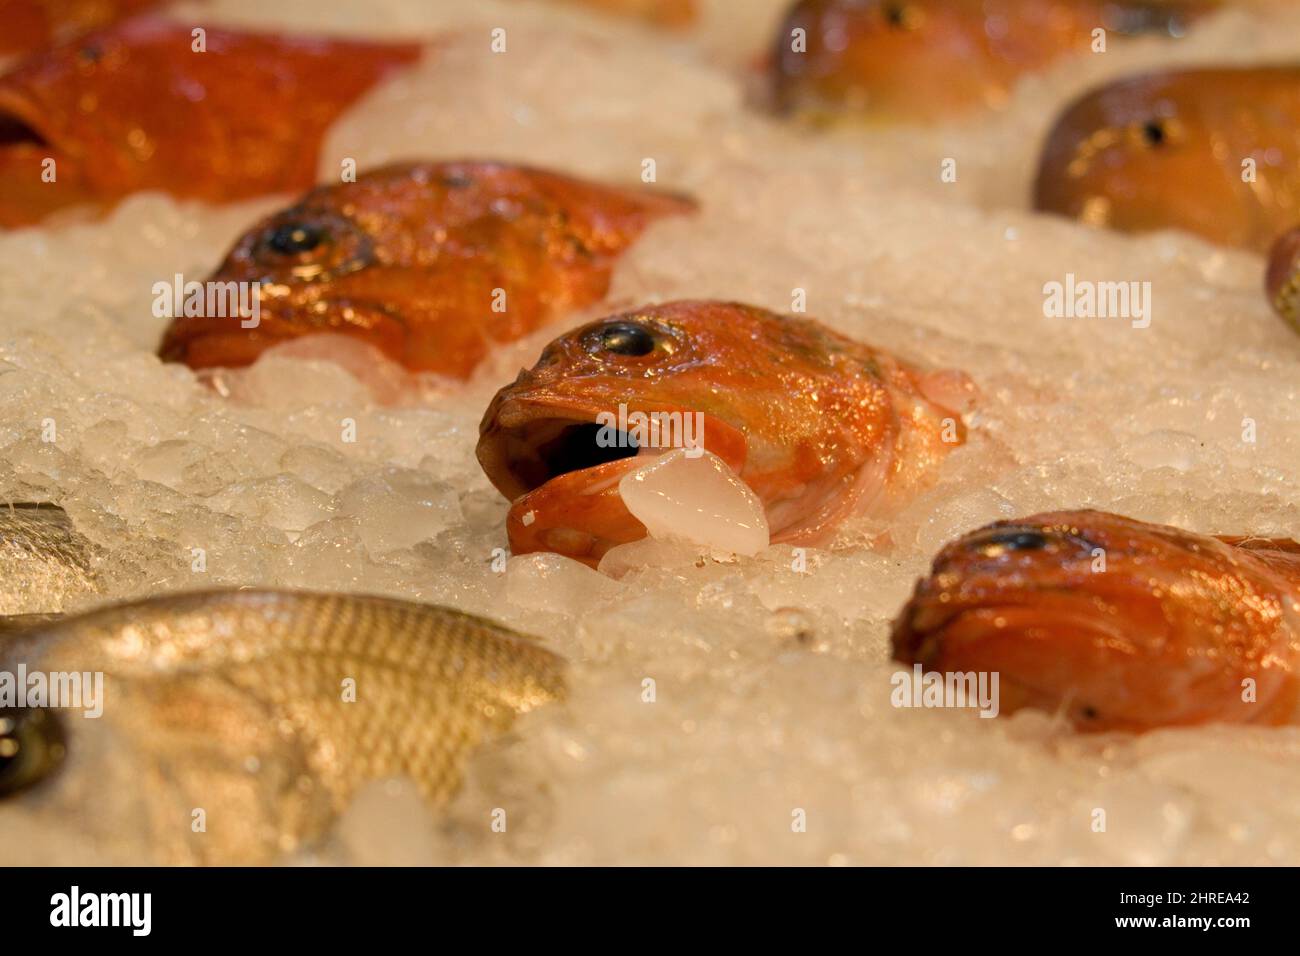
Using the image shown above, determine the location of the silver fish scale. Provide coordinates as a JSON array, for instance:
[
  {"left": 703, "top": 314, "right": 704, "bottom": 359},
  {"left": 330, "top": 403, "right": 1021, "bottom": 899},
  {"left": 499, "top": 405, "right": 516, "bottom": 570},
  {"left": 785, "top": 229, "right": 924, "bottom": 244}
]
[{"left": 1, "top": 589, "right": 565, "bottom": 864}]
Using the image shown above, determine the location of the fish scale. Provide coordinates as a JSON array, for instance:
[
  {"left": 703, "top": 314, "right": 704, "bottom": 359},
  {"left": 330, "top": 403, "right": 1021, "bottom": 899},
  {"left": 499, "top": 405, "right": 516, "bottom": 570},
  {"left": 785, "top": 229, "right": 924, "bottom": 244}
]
[{"left": 0, "top": 589, "right": 565, "bottom": 864}]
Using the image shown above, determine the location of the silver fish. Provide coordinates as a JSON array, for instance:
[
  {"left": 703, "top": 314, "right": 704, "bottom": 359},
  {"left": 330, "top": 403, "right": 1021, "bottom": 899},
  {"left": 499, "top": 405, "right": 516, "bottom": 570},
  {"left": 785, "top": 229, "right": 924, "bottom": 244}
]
[
  {"left": 0, "top": 589, "right": 565, "bottom": 864},
  {"left": 0, "top": 503, "right": 101, "bottom": 615}
]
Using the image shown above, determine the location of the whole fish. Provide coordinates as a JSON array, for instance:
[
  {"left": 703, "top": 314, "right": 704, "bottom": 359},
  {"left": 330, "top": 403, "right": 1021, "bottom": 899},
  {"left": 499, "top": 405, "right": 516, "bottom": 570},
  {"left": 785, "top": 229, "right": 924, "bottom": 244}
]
[
  {"left": 0, "top": 502, "right": 101, "bottom": 615},
  {"left": 0, "top": 0, "right": 161, "bottom": 59},
  {"left": 770, "top": 0, "right": 1217, "bottom": 122},
  {"left": 157, "top": 161, "right": 695, "bottom": 377},
  {"left": 891, "top": 510, "right": 1300, "bottom": 732},
  {"left": 0, "top": 17, "right": 422, "bottom": 227},
  {"left": 477, "top": 300, "right": 973, "bottom": 567},
  {"left": 1266, "top": 226, "right": 1300, "bottom": 333},
  {"left": 1033, "top": 67, "right": 1300, "bottom": 252},
  {"left": 0, "top": 589, "right": 565, "bottom": 865}
]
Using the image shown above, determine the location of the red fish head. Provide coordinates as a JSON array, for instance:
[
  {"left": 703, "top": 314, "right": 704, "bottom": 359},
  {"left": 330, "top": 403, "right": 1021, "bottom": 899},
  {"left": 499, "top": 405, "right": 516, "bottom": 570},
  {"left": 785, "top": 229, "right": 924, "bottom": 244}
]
[
  {"left": 1266, "top": 226, "right": 1300, "bottom": 333},
  {"left": 477, "top": 300, "right": 967, "bottom": 567},
  {"left": 1033, "top": 68, "right": 1300, "bottom": 252},
  {"left": 0, "top": 18, "right": 422, "bottom": 227},
  {"left": 157, "top": 162, "right": 694, "bottom": 377},
  {"left": 892, "top": 510, "right": 1299, "bottom": 732}
]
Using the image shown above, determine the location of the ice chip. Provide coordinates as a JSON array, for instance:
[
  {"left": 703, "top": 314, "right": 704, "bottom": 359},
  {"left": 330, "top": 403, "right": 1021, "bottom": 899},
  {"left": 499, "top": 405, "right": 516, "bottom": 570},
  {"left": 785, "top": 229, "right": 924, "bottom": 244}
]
[{"left": 618, "top": 449, "right": 769, "bottom": 557}]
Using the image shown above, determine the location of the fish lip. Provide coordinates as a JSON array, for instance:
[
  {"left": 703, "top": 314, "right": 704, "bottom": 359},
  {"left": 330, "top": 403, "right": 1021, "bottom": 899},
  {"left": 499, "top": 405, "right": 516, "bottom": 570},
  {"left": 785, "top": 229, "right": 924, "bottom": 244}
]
[
  {"left": 0, "top": 86, "right": 65, "bottom": 155},
  {"left": 157, "top": 299, "right": 410, "bottom": 370},
  {"left": 477, "top": 393, "right": 741, "bottom": 503}
]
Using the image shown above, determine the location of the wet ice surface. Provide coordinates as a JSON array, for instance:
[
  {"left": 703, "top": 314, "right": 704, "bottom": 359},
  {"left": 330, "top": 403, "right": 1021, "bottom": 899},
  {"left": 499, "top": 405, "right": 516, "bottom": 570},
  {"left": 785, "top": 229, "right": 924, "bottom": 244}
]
[{"left": 2, "top": 0, "right": 1300, "bottom": 864}]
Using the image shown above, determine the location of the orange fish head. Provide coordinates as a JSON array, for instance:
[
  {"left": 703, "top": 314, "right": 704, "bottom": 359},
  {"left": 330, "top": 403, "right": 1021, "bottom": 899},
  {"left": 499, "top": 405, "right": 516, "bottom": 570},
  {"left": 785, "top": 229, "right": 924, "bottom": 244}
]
[
  {"left": 156, "top": 200, "right": 417, "bottom": 370},
  {"left": 1266, "top": 226, "right": 1300, "bottom": 333},
  {"left": 1033, "top": 71, "right": 1273, "bottom": 250},
  {"left": 772, "top": 0, "right": 1008, "bottom": 120},
  {"left": 891, "top": 510, "right": 1296, "bottom": 732},
  {"left": 476, "top": 299, "right": 958, "bottom": 566},
  {"left": 156, "top": 161, "right": 695, "bottom": 376}
]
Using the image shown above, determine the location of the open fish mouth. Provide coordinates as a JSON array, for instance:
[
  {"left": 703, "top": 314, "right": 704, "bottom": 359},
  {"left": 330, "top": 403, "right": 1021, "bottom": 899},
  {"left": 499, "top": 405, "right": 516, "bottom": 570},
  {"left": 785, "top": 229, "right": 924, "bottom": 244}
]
[{"left": 477, "top": 396, "right": 748, "bottom": 563}]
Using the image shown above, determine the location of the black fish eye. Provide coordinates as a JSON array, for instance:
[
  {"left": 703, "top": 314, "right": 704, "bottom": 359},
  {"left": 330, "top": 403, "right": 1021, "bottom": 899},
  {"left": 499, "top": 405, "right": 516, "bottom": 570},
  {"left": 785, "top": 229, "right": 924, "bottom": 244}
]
[
  {"left": 0, "top": 707, "right": 66, "bottom": 798},
  {"left": 599, "top": 322, "right": 656, "bottom": 356},
  {"left": 265, "top": 222, "right": 326, "bottom": 255},
  {"left": 980, "top": 529, "right": 1049, "bottom": 551},
  {"left": 1141, "top": 120, "right": 1167, "bottom": 147},
  {"left": 883, "top": 2, "right": 918, "bottom": 28}
]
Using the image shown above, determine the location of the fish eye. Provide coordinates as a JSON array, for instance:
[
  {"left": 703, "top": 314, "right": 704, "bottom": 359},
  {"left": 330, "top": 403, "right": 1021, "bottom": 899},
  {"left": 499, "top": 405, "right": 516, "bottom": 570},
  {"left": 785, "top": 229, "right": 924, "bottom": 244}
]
[
  {"left": 265, "top": 221, "right": 326, "bottom": 256},
  {"left": 882, "top": 2, "right": 921, "bottom": 29},
  {"left": 978, "top": 528, "right": 1049, "bottom": 552},
  {"left": 1139, "top": 119, "right": 1168, "bottom": 148},
  {"left": 241, "top": 209, "right": 375, "bottom": 281},
  {"left": 0, "top": 708, "right": 66, "bottom": 798},
  {"left": 598, "top": 322, "right": 657, "bottom": 357}
]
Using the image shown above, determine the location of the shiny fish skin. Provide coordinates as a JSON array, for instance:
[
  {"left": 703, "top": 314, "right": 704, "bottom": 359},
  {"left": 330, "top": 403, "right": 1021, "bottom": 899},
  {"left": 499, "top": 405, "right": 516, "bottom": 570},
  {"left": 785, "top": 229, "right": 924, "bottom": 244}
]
[
  {"left": 1266, "top": 226, "right": 1300, "bottom": 333},
  {"left": 1033, "top": 66, "right": 1300, "bottom": 252},
  {"left": 0, "top": 17, "right": 422, "bottom": 226},
  {"left": 891, "top": 510, "right": 1300, "bottom": 732},
  {"left": 157, "top": 161, "right": 695, "bottom": 377},
  {"left": 0, "top": 589, "right": 565, "bottom": 864},
  {"left": 0, "top": 503, "right": 100, "bottom": 615},
  {"left": 477, "top": 300, "right": 974, "bottom": 567},
  {"left": 0, "top": 0, "right": 162, "bottom": 59},
  {"left": 770, "top": 0, "right": 1218, "bottom": 122}
]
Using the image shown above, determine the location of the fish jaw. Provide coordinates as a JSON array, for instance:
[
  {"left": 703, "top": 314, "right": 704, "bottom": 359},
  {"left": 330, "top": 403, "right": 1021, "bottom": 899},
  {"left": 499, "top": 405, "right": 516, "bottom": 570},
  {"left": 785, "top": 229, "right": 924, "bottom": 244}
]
[
  {"left": 891, "top": 511, "right": 1300, "bottom": 732},
  {"left": 0, "top": 84, "right": 94, "bottom": 226},
  {"left": 477, "top": 393, "right": 748, "bottom": 566},
  {"left": 157, "top": 289, "right": 415, "bottom": 372},
  {"left": 1267, "top": 227, "right": 1300, "bottom": 333}
]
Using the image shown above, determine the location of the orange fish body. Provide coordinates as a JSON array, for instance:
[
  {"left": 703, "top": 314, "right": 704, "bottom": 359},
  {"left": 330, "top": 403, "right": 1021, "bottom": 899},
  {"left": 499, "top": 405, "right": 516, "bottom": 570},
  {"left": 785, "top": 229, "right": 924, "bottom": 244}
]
[
  {"left": 0, "top": 17, "right": 422, "bottom": 227},
  {"left": 157, "top": 161, "right": 695, "bottom": 377},
  {"left": 892, "top": 510, "right": 1300, "bottom": 732},
  {"left": 477, "top": 300, "right": 973, "bottom": 567},
  {"left": 0, "top": 0, "right": 162, "bottom": 59},
  {"left": 1266, "top": 226, "right": 1300, "bottom": 332},
  {"left": 770, "top": 0, "right": 1217, "bottom": 121},
  {"left": 1033, "top": 67, "right": 1300, "bottom": 252}
]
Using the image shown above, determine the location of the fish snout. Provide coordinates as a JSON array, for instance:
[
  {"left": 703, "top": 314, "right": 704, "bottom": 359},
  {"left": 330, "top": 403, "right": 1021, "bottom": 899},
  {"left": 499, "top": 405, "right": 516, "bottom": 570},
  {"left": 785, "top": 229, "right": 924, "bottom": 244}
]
[{"left": 1267, "top": 227, "right": 1300, "bottom": 332}]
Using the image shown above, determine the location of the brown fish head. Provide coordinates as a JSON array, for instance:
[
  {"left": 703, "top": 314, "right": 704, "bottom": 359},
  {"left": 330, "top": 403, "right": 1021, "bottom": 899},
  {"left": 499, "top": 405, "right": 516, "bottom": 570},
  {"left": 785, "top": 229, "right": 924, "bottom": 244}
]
[
  {"left": 157, "top": 161, "right": 695, "bottom": 376},
  {"left": 477, "top": 300, "right": 966, "bottom": 566},
  {"left": 770, "top": 0, "right": 1212, "bottom": 121},
  {"left": 892, "top": 510, "right": 1298, "bottom": 732},
  {"left": 1266, "top": 226, "right": 1300, "bottom": 333},
  {"left": 772, "top": 0, "right": 1011, "bottom": 120},
  {"left": 1033, "top": 68, "right": 1300, "bottom": 252}
]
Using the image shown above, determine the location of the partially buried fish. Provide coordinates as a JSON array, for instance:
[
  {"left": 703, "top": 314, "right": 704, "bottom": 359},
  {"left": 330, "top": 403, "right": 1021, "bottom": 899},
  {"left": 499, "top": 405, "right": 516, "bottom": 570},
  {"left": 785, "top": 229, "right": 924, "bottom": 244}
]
[
  {"left": 0, "top": 502, "right": 101, "bottom": 616},
  {"left": 770, "top": 0, "right": 1218, "bottom": 122},
  {"left": 891, "top": 510, "right": 1300, "bottom": 732},
  {"left": 0, "top": 0, "right": 162, "bottom": 59},
  {"left": 1033, "top": 66, "right": 1300, "bottom": 252},
  {"left": 1266, "top": 226, "right": 1300, "bottom": 333},
  {"left": 477, "top": 300, "right": 973, "bottom": 567},
  {"left": 0, "top": 589, "right": 565, "bottom": 864},
  {"left": 157, "top": 161, "right": 695, "bottom": 377},
  {"left": 0, "top": 17, "right": 422, "bottom": 227}
]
